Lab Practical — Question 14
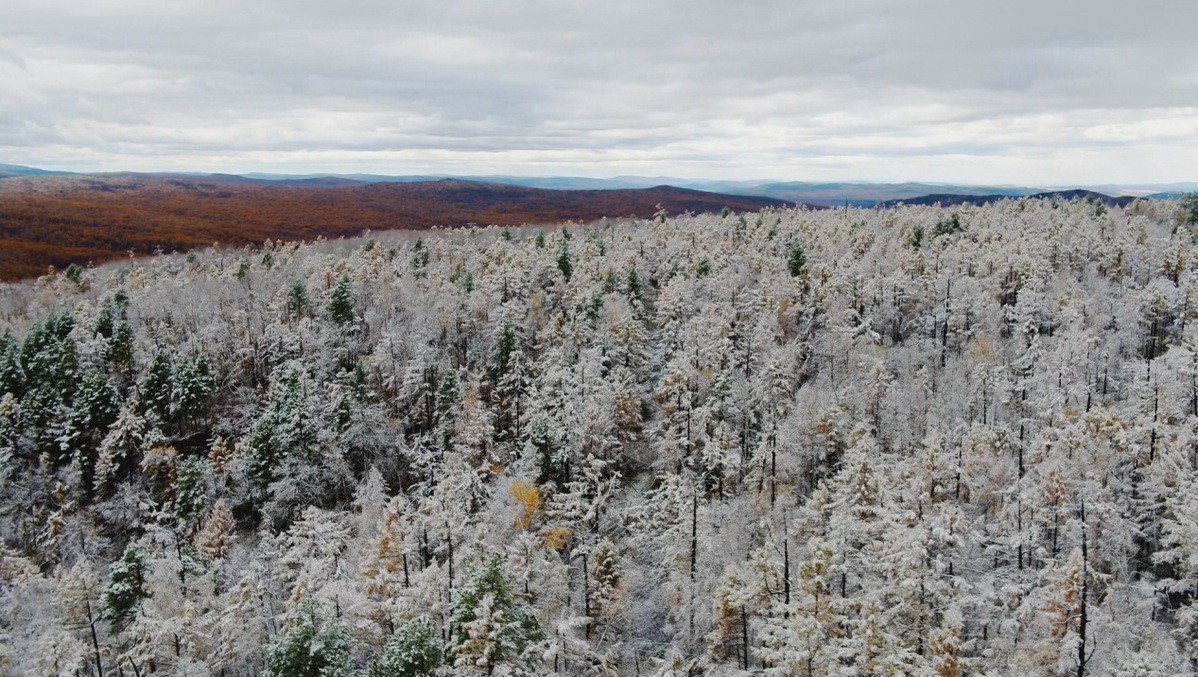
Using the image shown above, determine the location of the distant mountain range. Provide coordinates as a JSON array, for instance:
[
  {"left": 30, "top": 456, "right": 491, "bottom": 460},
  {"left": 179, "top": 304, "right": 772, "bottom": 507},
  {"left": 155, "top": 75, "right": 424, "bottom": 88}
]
[
  {"left": 4, "top": 164, "right": 1195, "bottom": 206},
  {"left": 879, "top": 189, "right": 1141, "bottom": 209},
  {"left": 0, "top": 163, "right": 76, "bottom": 178}
]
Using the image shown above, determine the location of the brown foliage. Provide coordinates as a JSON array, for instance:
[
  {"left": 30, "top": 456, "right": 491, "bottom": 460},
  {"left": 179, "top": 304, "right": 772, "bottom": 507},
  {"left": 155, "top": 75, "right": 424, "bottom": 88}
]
[{"left": 0, "top": 175, "right": 788, "bottom": 280}]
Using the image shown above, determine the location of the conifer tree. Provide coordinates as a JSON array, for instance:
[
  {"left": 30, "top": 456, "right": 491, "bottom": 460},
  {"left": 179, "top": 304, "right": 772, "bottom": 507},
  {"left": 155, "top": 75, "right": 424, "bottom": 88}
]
[
  {"left": 369, "top": 617, "right": 445, "bottom": 677},
  {"left": 263, "top": 599, "right": 355, "bottom": 677},
  {"left": 449, "top": 554, "right": 544, "bottom": 675},
  {"left": 328, "top": 273, "right": 356, "bottom": 326},
  {"left": 100, "top": 543, "right": 149, "bottom": 630}
]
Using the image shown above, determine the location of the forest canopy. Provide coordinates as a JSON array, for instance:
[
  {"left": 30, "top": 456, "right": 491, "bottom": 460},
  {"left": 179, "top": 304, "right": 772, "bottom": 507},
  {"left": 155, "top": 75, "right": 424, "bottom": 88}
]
[{"left": 1, "top": 195, "right": 1197, "bottom": 675}]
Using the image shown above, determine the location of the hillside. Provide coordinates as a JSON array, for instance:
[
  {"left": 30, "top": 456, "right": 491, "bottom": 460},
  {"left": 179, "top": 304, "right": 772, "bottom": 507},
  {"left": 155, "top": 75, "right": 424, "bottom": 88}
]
[
  {"left": 2, "top": 197, "right": 1198, "bottom": 674},
  {"left": 880, "top": 189, "right": 1138, "bottom": 209},
  {"left": 0, "top": 175, "right": 789, "bottom": 281}
]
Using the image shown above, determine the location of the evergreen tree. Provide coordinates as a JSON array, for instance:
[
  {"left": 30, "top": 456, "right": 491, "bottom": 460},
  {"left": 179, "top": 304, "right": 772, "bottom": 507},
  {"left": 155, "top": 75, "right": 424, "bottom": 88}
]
[
  {"left": 263, "top": 599, "right": 355, "bottom": 677},
  {"left": 100, "top": 543, "right": 149, "bottom": 630},
  {"left": 627, "top": 267, "right": 643, "bottom": 303},
  {"left": 242, "top": 360, "right": 316, "bottom": 496},
  {"left": 411, "top": 237, "right": 429, "bottom": 270},
  {"left": 108, "top": 321, "right": 135, "bottom": 376},
  {"left": 1182, "top": 192, "right": 1198, "bottom": 225},
  {"left": 557, "top": 242, "right": 572, "bottom": 281},
  {"left": 93, "top": 290, "right": 129, "bottom": 340},
  {"left": 327, "top": 273, "right": 356, "bottom": 326},
  {"left": 60, "top": 367, "right": 120, "bottom": 491},
  {"left": 174, "top": 455, "right": 209, "bottom": 527},
  {"left": 287, "top": 279, "right": 311, "bottom": 321},
  {"left": 786, "top": 240, "right": 806, "bottom": 277},
  {"left": 496, "top": 323, "right": 518, "bottom": 376},
  {"left": 449, "top": 554, "right": 543, "bottom": 675},
  {"left": 172, "top": 354, "right": 214, "bottom": 425},
  {"left": 369, "top": 617, "right": 445, "bottom": 677},
  {"left": 141, "top": 353, "right": 174, "bottom": 425},
  {"left": 0, "top": 330, "right": 19, "bottom": 395}
]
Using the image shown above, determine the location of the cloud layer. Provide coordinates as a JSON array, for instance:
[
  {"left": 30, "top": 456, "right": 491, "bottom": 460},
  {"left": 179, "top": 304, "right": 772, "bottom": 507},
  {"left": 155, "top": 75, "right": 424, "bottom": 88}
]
[{"left": 2, "top": 0, "right": 1195, "bottom": 183}]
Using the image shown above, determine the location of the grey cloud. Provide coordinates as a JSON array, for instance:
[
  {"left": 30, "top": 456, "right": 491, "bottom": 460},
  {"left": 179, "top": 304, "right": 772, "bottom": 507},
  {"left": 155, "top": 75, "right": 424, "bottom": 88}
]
[{"left": 0, "top": 0, "right": 1195, "bottom": 182}]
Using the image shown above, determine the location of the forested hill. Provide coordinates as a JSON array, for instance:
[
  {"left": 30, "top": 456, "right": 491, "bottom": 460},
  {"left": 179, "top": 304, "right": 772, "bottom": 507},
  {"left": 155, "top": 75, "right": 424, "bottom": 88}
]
[
  {"left": 881, "top": 189, "right": 1138, "bottom": 209},
  {"left": 0, "top": 174, "right": 789, "bottom": 281},
  {"left": 2, "top": 197, "right": 1198, "bottom": 675}
]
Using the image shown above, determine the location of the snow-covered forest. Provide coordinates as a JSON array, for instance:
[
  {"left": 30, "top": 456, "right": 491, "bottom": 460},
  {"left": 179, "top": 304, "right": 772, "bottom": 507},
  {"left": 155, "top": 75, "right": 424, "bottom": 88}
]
[{"left": 3, "top": 196, "right": 1198, "bottom": 675}]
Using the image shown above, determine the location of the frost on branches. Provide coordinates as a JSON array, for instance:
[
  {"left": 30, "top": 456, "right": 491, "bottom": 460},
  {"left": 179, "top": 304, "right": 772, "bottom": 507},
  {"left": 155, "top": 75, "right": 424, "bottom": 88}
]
[{"left": 0, "top": 196, "right": 1197, "bottom": 674}]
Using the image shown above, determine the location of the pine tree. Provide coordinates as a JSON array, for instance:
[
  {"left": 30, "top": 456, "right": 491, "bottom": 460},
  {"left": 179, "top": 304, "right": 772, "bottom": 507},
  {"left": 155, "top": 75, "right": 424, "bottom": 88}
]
[
  {"left": 100, "top": 542, "right": 149, "bottom": 630},
  {"left": 263, "top": 599, "right": 355, "bottom": 677},
  {"left": 95, "top": 392, "right": 145, "bottom": 489},
  {"left": 449, "top": 554, "right": 544, "bottom": 675},
  {"left": 557, "top": 242, "right": 572, "bottom": 281},
  {"left": 369, "top": 617, "right": 445, "bottom": 677},
  {"left": 786, "top": 240, "right": 806, "bottom": 277},
  {"left": 172, "top": 354, "right": 214, "bottom": 427},
  {"left": 0, "top": 330, "right": 20, "bottom": 396},
  {"left": 108, "top": 321, "right": 135, "bottom": 376},
  {"left": 243, "top": 360, "right": 316, "bottom": 496},
  {"left": 496, "top": 323, "right": 518, "bottom": 376},
  {"left": 287, "top": 279, "right": 311, "bottom": 322},
  {"left": 174, "top": 455, "right": 209, "bottom": 528},
  {"left": 141, "top": 353, "right": 174, "bottom": 425},
  {"left": 327, "top": 273, "right": 356, "bottom": 326}
]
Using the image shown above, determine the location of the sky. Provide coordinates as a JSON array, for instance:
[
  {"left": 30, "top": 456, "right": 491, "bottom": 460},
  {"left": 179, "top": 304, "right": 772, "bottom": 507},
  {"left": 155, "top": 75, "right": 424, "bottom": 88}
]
[{"left": 1, "top": 0, "right": 1196, "bottom": 185}]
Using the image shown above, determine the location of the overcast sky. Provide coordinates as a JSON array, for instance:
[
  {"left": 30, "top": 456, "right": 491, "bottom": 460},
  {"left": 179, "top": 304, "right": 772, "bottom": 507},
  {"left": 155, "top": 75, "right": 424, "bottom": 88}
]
[{"left": 1, "top": 0, "right": 1195, "bottom": 184}]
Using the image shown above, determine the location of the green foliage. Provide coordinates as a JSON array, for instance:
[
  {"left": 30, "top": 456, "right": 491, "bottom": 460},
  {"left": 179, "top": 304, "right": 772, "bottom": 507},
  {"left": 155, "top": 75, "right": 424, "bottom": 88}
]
[
  {"left": 450, "top": 265, "right": 475, "bottom": 293},
  {"left": 93, "top": 290, "right": 129, "bottom": 340},
  {"left": 264, "top": 599, "right": 355, "bottom": 677},
  {"left": 529, "top": 419, "right": 561, "bottom": 487},
  {"left": 501, "top": 228, "right": 513, "bottom": 242},
  {"left": 174, "top": 455, "right": 209, "bottom": 526},
  {"left": 235, "top": 258, "right": 251, "bottom": 280},
  {"left": 0, "top": 331, "right": 20, "bottom": 396},
  {"left": 534, "top": 230, "right": 546, "bottom": 249},
  {"left": 449, "top": 554, "right": 543, "bottom": 674},
  {"left": 108, "top": 322, "right": 135, "bottom": 375},
  {"left": 63, "top": 263, "right": 84, "bottom": 284},
  {"left": 243, "top": 361, "right": 315, "bottom": 493},
  {"left": 626, "top": 268, "right": 643, "bottom": 303},
  {"left": 583, "top": 292, "right": 604, "bottom": 321},
  {"left": 173, "top": 355, "right": 214, "bottom": 424},
  {"left": 13, "top": 313, "right": 78, "bottom": 455},
  {"left": 287, "top": 280, "right": 310, "bottom": 320},
  {"left": 100, "top": 543, "right": 148, "bottom": 630},
  {"left": 65, "top": 367, "right": 120, "bottom": 437},
  {"left": 437, "top": 370, "right": 461, "bottom": 416},
  {"left": 411, "top": 238, "right": 430, "bottom": 270},
  {"left": 141, "top": 353, "right": 174, "bottom": 424},
  {"left": 933, "top": 213, "right": 963, "bottom": 236},
  {"left": 327, "top": 273, "right": 355, "bottom": 326},
  {"left": 496, "top": 324, "right": 518, "bottom": 376},
  {"left": 58, "top": 366, "right": 118, "bottom": 463},
  {"left": 909, "top": 224, "right": 925, "bottom": 250},
  {"left": 787, "top": 240, "right": 807, "bottom": 277},
  {"left": 369, "top": 617, "right": 445, "bottom": 677},
  {"left": 21, "top": 313, "right": 77, "bottom": 396},
  {"left": 695, "top": 259, "right": 712, "bottom": 277},
  {"left": 602, "top": 269, "right": 618, "bottom": 294},
  {"left": 556, "top": 243, "right": 572, "bottom": 281},
  {"left": 1182, "top": 192, "right": 1198, "bottom": 226}
]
